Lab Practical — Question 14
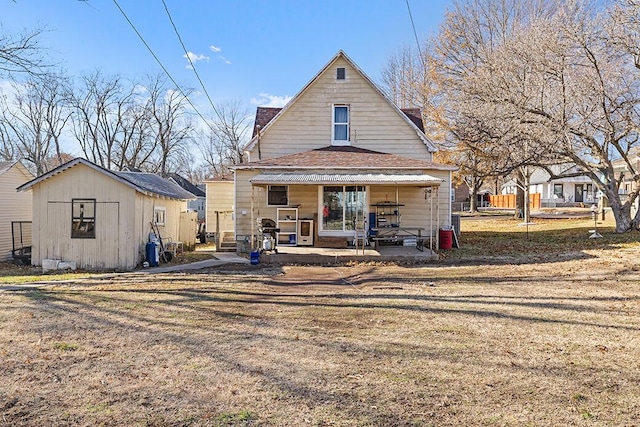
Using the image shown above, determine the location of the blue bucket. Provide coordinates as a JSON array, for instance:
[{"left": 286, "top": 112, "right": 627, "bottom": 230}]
[{"left": 250, "top": 251, "right": 260, "bottom": 265}]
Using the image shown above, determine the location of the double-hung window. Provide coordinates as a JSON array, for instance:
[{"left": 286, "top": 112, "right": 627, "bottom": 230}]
[{"left": 333, "top": 105, "right": 349, "bottom": 145}]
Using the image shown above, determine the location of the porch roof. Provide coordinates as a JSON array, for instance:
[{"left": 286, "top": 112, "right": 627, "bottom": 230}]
[
  {"left": 249, "top": 172, "right": 443, "bottom": 186},
  {"left": 234, "top": 146, "right": 457, "bottom": 171}
]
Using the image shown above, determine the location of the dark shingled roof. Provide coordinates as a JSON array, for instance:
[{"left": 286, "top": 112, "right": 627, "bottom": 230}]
[
  {"left": 17, "top": 158, "right": 195, "bottom": 200},
  {"left": 251, "top": 106, "right": 424, "bottom": 137},
  {"left": 167, "top": 173, "right": 205, "bottom": 197},
  {"left": 115, "top": 171, "right": 196, "bottom": 200},
  {"left": 234, "top": 146, "right": 455, "bottom": 170},
  {"left": 252, "top": 107, "right": 282, "bottom": 138},
  {"left": 401, "top": 108, "right": 424, "bottom": 132}
]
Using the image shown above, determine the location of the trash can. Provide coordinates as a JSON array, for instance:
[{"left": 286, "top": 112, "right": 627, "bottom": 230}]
[
  {"left": 289, "top": 234, "right": 296, "bottom": 245},
  {"left": 250, "top": 250, "right": 260, "bottom": 265},
  {"left": 439, "top": 228, "right": 453, "bottom": 250},
  {"left": 146, "top": 242, "right": 159, "bottom": 266}
]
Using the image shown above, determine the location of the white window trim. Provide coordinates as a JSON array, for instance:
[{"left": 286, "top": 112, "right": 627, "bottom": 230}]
[
  {"left": 154, "top": 206, "right": 166, "bottom": 226},
  {"left": 317, "top": 185, "right": 368, "bottom": 236},
  {"left": 332, "top": 104, "right": 350, "bottom": 146}
]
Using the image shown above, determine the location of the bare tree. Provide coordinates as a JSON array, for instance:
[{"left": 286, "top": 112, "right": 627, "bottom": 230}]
[
  {"left": 0, "top": 27, "right": 50, "bottom": 78},
  {"left": 0, "top": 75, "right": 70, "bottom": 175},
  {"left": 200, "top": 99, "right": 251, "bottom": 176},
  {"left": 451, "top": 0, "right": 640, "bottom": 231},
  {"left": 145, "top": 74, "right": 195, "bottom": 176},
  {"left": 68, "top": 71, "right": 135, "bottom": 169}
]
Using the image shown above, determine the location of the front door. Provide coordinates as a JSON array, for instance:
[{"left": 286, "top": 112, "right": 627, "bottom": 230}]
[{"left": 575, "top": 184, "right": 584, "bottom": 203}]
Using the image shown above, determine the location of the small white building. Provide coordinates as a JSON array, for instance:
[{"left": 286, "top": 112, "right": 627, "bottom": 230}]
[
  {"left": 0, "top": 161, "right": 34, "bottom": 261},
  {"left": 18, "top": 158, "right": 195, "bottom": 271},
  {"left": 204, "top": 173, "right": 235, "bottom": 244}
]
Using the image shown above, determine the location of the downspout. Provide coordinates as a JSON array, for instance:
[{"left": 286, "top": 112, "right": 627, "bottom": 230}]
[{"left": 256, "top": 125, "right": 262, "bottom": 160}]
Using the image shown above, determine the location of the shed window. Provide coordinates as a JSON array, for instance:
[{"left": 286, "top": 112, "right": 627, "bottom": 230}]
[
  {"left": 268, "top": 185, "right": 288, "bottom": 206},
  {"left": 337, "top": 67, "right": 346, "bottom": 80},
  {"left": 71, "top": 199, "right": 96, "bottom": 239},
  {"left": 154, "top": 207, "right": 166, "bottom": 226}
]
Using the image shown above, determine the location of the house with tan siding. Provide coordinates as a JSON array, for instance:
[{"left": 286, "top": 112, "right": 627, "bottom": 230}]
[
  {"left": 0, "top": 161, "right": 34, "bottom": 261},
  {"left": 17, "top": 158, "right": 195, "bottom": 270},
  {"left": 231, "top": 51, "right": 456, "bottom": 252},
  {"left": 204, "top": 174, "right": 234, "bottom": 248}
]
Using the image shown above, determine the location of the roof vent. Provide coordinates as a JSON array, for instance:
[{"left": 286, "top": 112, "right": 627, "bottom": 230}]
[{"left": 337, "top": 67, "right": 345, "bottom": 80}]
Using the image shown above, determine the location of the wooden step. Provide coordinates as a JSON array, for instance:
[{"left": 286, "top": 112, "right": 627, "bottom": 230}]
[{"left": 315, "top": 236, "right": 348, "bottom": 249}]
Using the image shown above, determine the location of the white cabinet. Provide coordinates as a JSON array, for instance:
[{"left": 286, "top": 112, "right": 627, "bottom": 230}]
[
  {"left": 298, "top": 219, "right": 314, "bottom": 246},
  {"left": 276, "top": 208, "right": 298, "bottom": 246}
]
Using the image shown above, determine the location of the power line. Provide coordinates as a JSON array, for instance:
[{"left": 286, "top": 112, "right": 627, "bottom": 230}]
[
  {"left": 161, "top": 0, "right": 222, "bottom": 122},
  {"left": 405, "top": 0, "right": 427, "bottom": 70},
  {"left": 111, "top": 0, "right": 217, "bottom": 133}
]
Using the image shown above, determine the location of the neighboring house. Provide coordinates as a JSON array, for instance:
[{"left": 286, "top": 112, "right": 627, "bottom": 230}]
[
  {"left": 530, "top": 165, "right": 596, "bottom": 206},
  {"left": 168, "top": 173, "right": 206, "bottom": 220},
  {"left": 230, "top": 50, "right": 455, "bottom": 250},
  {"left": 502, "top": 165, "right": 596, "bottom": 207},
  {"left": 204, "top": 173, "right": 235, "bottom": 241},
  {"left": 611, "top": 150, "right": 640, "bottom": 215},
  {"left": 0, "top": 161, "right": 34, "bottom": 261},
  {"left": 17, "top": 158, "right": 195, "bottom": 270}
]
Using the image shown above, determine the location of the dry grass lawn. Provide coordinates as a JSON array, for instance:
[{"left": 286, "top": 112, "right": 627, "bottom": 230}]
[{"left": 1, "top": 215, "right": 639, "bottom": 426}]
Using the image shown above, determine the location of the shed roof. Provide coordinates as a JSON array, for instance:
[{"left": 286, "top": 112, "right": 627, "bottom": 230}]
[
  {"left": 232, "top": 146, "right": 456, "bottom": 171},
  {"left": 17, "top": 158, "right": 196, "bottom": 200}
]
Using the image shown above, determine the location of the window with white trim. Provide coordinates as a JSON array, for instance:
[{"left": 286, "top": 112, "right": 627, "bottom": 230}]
[
  {"left": 332, "top": 105, "right": 350, "bottom": 145},
  {"left": 154, "top": 206, "right": 166, "bottom": 225}
]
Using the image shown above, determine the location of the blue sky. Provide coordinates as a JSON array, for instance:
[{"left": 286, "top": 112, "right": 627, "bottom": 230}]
[{"left": 2, "top": 0, "right": 450, "bottom": 111}]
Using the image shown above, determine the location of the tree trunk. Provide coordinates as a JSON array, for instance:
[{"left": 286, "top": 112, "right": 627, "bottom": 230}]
[
  {"left": 514, "top": 172, "right": 524, "bottom": 219},
  {"left": 469, "top": 185, "right": 479, "bottom": 213},
  {"left": 607, "top": 191, "right": 633, "bottom": 233}
]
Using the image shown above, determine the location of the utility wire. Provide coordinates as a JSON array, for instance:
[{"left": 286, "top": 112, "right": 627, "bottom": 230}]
[
  {"left": 161, "top": 0, "right": 222, "bottom": 122},
  {"left": 111, "top": 0, "right": 217, "bottom": 133},
  {"left": 405, "top": 0, "right": 427, "bottom": 70}
]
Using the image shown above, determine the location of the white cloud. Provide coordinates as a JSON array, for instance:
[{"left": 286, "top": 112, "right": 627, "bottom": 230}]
[
  {"left": 210, "top": 45, "right": 222, "bottom": 53},
  {"left": 183, "top": 51, "right": 210, "bottom": 68},
  {"left": 250, "top": 93, "right": 292, "bottom": 108}
]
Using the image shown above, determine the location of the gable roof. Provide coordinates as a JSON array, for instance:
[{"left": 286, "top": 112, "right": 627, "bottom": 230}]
[
  {"left": 167, "top": 172, "right": 206, "bottom": 197},
  {"left": 0, "top": 161, "right": 15, "bottom": 176},
  {"left": 0, "top": 160, "right": 34, "bottom": 180},
  {"left": 233, "top": 146, "right": 456, "bottom": 171},
  {"left": 245, "top": 50, "right": 437, "bottom": 152},
  {"left": 17, "top": 158, "right": 196, "bottom": 200}
]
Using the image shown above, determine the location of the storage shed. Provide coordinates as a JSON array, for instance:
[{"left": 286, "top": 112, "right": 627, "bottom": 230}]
[
  {"left": 0, "top": 161, "right": 34, "bottom": 261},
  {"left": 17, "top": 158, "right": 195, "bottom": 270}
]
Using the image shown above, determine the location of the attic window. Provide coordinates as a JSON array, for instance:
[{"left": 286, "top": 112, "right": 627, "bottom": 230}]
[{"left": 337, "top": 67, "right": 346, "bottom": 80}]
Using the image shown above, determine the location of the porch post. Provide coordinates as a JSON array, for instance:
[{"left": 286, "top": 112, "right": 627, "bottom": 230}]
[{"left": 250, "top": 185, "right": 255, "bottom": 251}]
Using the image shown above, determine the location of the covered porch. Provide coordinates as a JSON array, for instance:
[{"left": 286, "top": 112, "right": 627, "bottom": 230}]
[{"left": 247, "top": 171, "right": 445, "bottom": 254}]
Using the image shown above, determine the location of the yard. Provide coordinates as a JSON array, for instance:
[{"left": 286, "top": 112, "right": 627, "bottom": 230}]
[{"left": 1, "top": 215, "right": 639, "bottom": 426}]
